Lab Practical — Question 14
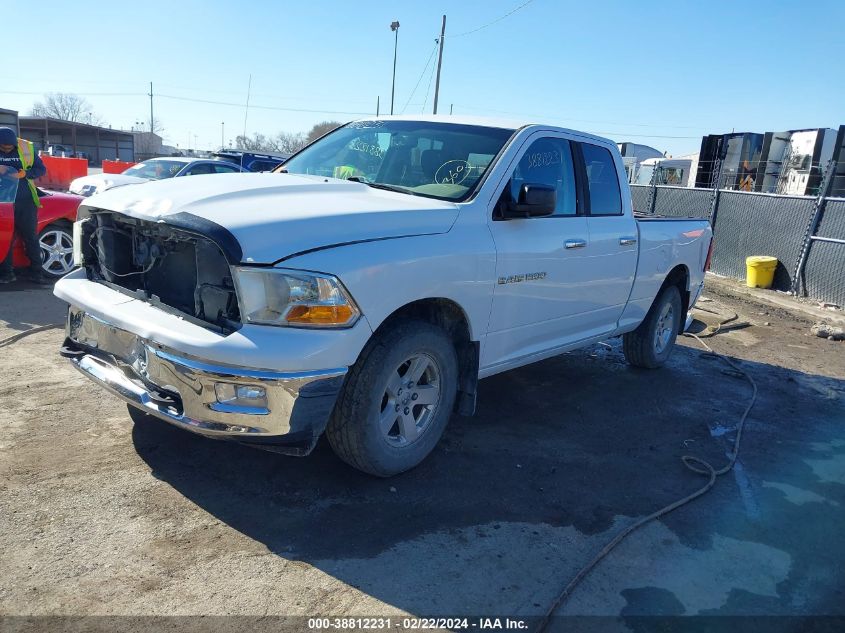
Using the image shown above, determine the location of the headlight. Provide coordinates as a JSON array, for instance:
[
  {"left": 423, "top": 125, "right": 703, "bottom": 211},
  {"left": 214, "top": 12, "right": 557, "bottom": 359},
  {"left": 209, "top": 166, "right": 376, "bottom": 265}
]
[{"left": 233, "top": 267, "right": 361, "bottom": 328}]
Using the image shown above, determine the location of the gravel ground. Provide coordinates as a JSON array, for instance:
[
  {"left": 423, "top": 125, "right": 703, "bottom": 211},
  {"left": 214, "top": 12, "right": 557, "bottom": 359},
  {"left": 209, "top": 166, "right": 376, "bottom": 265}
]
[{"left": 1, "top": 278, "right": 843, "bottom": 628}]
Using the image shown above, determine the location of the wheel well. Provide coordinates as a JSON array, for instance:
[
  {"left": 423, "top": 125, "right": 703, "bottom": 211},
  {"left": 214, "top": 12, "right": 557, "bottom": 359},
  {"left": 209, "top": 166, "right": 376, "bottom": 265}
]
[
  {"left": 375, "top": 299, "right": 479, "bottom": 416},
  {"left": 661, "top": 265, "right": 690, "bottom": 315},
  {"left": 39, "top": 219, "right": 72, "bottom": 235}
]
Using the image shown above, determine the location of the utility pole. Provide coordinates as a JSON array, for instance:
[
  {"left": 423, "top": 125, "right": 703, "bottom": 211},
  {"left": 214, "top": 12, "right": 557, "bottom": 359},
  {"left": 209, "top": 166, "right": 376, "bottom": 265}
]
[
  {"left": 221, "top": 122, "right": 225, "bottom": 149},
  {"left": 432, "top": 15, "right": 446, "bottom": 114},
  {"left": 149, "top": 82, "right": 154, "bottom": 134},
  {"left": 390, "top": 21, "right": 400, "bottom": 115},
  {"left": 376, "top": 95, "right": 380, "bottom": 116}
]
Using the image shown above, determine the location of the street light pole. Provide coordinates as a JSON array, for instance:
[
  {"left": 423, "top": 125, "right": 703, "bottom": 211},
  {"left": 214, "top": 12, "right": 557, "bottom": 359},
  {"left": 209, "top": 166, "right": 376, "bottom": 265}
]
[
  {"left": 221, "top": 122, "right": 225, "bottom": 149},
  {"left": 390, "top": 20, "right": 400, "bottom": 115}
]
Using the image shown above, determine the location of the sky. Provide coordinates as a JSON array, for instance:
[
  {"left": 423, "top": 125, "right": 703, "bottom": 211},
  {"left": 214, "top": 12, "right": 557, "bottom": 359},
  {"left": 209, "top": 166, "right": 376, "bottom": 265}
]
[{"left": 2, "top": 0, "right": 844, "bottom": 156}]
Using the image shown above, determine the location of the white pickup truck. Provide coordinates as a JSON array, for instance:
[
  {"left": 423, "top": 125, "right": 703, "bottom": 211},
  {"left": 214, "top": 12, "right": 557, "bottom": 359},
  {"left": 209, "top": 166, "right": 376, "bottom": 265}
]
[{"left": 55, "top": 116, "right": 713, "bottom": 476}]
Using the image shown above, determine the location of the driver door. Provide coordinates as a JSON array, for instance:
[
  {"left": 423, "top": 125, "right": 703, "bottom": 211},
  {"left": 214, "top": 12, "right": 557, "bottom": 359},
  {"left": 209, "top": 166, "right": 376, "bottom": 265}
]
[{"left": 482, "top": 134, "right": 598, "bottom": 370}]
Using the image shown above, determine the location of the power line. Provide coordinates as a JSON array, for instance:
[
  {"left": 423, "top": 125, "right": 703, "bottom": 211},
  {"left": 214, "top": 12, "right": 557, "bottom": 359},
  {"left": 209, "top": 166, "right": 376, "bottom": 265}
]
[
  {"left": 450, "top": 0, "right": 535, "bottom": 38},
  {"left": 2, "top": 90, "right": 143, "bottom": 97},
  {"left": 156, "top": 94, "right": 370, "bottom": 117},
  {"left": 421, "top": 46, "right": 440, "bottom": 114},
  {"left": 401, "top": 42, "right": 439, "bottom": 115}
]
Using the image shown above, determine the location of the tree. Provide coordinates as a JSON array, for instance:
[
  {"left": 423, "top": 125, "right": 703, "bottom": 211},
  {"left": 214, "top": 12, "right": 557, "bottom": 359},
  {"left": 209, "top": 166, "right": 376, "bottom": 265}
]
[
  {"left": 306, "top": 121, "right": 342, "bottom": 144},
  {"left": 235, "top": 133, "right": 271, "bottom": 152},
  {"left": 31, "top": 93, "right": 103, "bottom": 125},
  {"left": 273, "top": 132, "right": 307, "bottom": 154},
  {"left": 235, "top": 131, "right": 307, "bottom": 154}
]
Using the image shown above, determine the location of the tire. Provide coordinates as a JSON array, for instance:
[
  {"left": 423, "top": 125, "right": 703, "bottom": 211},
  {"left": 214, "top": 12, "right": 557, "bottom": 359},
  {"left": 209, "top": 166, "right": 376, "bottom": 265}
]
[
  {"left": 326, "top": 320, "right": 459, "bottom": 477},
  {"left": 38, "top": 221, "right": 75, "bottom": 278},
  {"left": 623, "top": 285, "right": 682, "bottom": 369}
]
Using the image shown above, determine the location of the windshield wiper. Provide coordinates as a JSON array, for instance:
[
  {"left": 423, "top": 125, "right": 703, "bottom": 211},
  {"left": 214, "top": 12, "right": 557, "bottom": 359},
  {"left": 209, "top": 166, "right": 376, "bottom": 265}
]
[{"left": 347, "top": 178, "right": 417, "bottom": 196}]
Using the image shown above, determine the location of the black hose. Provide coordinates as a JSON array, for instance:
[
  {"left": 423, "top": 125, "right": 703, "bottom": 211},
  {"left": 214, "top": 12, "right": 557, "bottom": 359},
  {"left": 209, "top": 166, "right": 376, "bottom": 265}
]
[{"left": 536, "top": 325, "right": 758, "bottom": 631}]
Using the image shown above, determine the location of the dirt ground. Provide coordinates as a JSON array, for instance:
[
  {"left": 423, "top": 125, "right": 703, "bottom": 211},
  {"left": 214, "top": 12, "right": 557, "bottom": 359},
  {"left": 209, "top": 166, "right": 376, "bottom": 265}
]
[{"left": 1, "top": 277, "right": 844, "bottom": 629}]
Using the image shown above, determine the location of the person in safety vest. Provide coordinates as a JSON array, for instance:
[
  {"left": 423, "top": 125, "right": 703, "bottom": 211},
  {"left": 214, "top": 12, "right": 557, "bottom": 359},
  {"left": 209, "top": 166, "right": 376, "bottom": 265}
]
[{"left": 0, "top": 126, "right": 50, "bottom": 284}]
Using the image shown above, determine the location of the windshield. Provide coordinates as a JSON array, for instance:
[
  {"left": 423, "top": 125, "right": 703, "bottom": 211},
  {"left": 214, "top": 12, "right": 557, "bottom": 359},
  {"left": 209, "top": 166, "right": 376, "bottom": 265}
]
[
  {"left": 122, "top": 159, "right": 185, "bottom": 180},
  {"left": 278, "top": 120, "right": 514, "bottom": 201}
]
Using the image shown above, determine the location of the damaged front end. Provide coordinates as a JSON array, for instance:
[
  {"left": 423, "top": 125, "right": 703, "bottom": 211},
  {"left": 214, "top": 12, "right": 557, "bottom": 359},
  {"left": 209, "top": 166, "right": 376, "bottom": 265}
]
[{"left": 77, "top": 210, "right": 241, "bottom": 333}]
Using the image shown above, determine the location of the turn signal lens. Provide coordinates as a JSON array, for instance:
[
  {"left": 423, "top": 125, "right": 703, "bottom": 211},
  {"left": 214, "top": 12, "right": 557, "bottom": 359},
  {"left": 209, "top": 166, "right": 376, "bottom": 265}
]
[
  {"left": 233, "top": 267, "right": 361, "bottom": 328},
  {"left": 285, "top": 304, "right": 356, "bottom": 325}
]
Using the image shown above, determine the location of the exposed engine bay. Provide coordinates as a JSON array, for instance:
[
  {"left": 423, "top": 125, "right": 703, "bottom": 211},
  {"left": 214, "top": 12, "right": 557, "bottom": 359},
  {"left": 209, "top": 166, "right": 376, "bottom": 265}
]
[{"left": 78, "top": 211, "right": 241, "bottom": 333}]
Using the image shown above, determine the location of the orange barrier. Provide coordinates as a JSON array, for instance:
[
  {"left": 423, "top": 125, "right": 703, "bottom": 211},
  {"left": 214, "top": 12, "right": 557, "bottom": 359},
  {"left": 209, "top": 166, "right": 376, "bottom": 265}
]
[
  {"left": 35, "top": 156, "right": 89, "bottom": 192},
  {"left": 102, "top": 160, "right": 137, "bottom": 174}
]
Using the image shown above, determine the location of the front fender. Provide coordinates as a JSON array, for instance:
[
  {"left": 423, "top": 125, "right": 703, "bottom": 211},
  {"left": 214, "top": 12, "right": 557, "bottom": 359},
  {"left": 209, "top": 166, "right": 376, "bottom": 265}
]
[{"left": 281, "top": 230, "right": 496, "bottom": 344}]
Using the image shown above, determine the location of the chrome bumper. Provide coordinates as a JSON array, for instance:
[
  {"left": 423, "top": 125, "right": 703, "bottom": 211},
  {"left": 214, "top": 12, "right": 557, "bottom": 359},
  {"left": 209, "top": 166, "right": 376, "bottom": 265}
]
[{"left": 63, "top": 307, "right": 347, "bottom": 453}]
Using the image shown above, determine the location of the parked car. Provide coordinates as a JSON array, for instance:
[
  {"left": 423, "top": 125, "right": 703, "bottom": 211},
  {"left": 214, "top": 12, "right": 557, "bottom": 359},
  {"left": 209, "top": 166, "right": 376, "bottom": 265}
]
[
  {"left": 55, "top": 116, "right": 713, "bottom": 476},
  {"left": 213, "top": 150, "right": 290, "bottom": 172},
  {"left": 0, "top": 186, "right": 83, "bottom": 278},
  {"left": 46, "top": 144, "right": 88, "bottom": 161},
  {"left": 68, "top": 157, "right": 245, "bottom": 197}
]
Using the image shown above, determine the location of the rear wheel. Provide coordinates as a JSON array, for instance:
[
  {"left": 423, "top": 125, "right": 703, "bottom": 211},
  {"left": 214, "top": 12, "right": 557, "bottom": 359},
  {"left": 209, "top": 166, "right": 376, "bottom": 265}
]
[
  {"left": 326, "top": 320, "right": 458, "bottom": 477},
  {"left": 38, "top": 222, "right": 74, "bottom": 277},
  {"left": 623, "top": 285, "right": 682, "bottom": 369}
]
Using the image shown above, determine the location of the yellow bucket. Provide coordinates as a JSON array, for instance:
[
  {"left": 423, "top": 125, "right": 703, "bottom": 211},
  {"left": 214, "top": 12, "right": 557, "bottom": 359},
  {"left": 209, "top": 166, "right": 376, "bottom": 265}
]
[{"left": 746, "top": 256, "right": 778, "bottom": 288}]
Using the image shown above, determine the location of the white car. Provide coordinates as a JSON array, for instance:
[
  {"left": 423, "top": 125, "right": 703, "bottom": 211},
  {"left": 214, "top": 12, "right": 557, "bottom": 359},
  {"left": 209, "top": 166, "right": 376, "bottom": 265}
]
[
  {"left": 68, "top": 157, "right": 244, "bottom": 197},
  {"left": 55, "top": 116, "right": 713, "bottom": 477}
]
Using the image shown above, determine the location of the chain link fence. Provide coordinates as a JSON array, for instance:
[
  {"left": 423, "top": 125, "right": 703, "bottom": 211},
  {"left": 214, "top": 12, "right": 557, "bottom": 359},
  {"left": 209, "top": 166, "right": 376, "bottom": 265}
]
[{"left": 631, "top": 182, "right": 845, "bottom": 307}]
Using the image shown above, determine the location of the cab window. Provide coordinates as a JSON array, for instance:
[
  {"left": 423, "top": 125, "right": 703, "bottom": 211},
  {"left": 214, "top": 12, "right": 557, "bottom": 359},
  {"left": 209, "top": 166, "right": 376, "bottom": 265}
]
[
  {"left": 504, "top": 137, "right": 577, "bottom": 217},
  {"left": 581, "top": 143, "right": 622, "bottom": 215}
]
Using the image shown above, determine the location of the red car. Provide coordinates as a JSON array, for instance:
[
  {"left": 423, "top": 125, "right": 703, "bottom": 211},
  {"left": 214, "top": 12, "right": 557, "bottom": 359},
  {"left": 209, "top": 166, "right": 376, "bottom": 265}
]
[{"left": 0, "top": 188, "right": 83, "bottom": 278}]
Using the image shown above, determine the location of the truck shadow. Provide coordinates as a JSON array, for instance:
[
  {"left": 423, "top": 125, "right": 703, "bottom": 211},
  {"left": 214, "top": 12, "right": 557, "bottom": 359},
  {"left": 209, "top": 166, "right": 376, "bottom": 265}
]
[{"left": 131, "top": 338, "right": 845, "bottom": 616}]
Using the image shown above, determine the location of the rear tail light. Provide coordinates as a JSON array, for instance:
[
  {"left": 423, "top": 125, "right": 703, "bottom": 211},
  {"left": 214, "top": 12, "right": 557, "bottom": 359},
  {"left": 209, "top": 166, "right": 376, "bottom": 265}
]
[{"left": 704, "top": 237, "right": 715, "bottom": 272}]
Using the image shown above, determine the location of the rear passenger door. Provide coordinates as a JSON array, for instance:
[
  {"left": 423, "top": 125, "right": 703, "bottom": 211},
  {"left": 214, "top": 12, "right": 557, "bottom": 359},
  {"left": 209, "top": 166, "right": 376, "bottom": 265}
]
[{"left": 577, "top": 141, "right": 638, "bottom": 329}]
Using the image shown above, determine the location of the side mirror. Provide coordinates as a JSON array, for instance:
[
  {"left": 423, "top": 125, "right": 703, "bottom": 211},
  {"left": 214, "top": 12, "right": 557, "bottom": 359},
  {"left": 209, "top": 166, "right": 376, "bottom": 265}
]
[{"left": 503, "top": 183, "right": 556, "bottom": 219}]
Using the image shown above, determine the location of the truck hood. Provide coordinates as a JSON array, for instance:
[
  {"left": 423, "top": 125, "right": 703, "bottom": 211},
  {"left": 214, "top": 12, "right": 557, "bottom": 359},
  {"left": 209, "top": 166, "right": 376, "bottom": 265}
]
[{"left": 81, "top": 172, "right": 460, "bottom": 263}]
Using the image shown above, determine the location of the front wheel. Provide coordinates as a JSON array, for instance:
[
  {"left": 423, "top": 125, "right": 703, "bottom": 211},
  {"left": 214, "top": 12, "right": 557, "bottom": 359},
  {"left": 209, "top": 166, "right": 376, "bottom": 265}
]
[
  {"left": 326, "top": 320, "right": 458, "bottom": 477},
  {"left": 623, "top": 285, "right": 682, "bottom": 369}
]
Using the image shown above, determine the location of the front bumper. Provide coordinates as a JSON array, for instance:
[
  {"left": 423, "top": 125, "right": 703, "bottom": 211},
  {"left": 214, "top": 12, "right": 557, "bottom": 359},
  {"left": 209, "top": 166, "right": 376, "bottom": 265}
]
[{"left": 63, "top": 307, "right": 347, "bottom": 454}]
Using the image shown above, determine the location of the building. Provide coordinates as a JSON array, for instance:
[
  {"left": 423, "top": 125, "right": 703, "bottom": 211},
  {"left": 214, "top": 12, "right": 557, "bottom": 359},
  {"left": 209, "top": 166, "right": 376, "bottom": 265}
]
[
  {"left": 131, "top": 131, "right": 164, "bottom": 161},
  {"left": 0, "top": 107, "right": 19, "bottom": 133},
  {"left": 19, "top": 116, "right": 135, "bottom": 164},
  {"left": 756, "top": 128, "right": 838, "bottom": 196}
]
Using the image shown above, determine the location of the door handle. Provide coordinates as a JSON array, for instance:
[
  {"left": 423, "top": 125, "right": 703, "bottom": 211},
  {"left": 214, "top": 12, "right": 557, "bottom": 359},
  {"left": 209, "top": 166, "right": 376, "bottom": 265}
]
[
  {"left": 565, "top": 239, "right": 587, "bottom": 249},
  {"left": 619, "top": 236, "right": 638, "bottom": 246}
]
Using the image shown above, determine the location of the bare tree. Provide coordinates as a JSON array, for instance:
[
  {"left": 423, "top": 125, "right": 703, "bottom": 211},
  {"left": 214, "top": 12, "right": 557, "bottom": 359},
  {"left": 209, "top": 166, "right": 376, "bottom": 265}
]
[
  {"left": 306, "top": 121, "right": 342, "bottom": 144},
  {"left": 234, "top": 132, "right": 306, "bottom": 154},
  {"left": 235, "top": 133, "right": 272, "bottom": 152},
  {"left": 31, "top": 93, "right": 103, "bottom": 125},
  {"left": 273, "top": 132, "right": 307, "bottom": 154}
]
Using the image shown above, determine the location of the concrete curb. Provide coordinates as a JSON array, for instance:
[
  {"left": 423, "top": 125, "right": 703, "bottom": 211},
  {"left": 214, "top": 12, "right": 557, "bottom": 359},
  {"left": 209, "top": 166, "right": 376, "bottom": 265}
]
[{"left": 704, "top": 274, "right": 845, "bottom": 327}]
